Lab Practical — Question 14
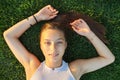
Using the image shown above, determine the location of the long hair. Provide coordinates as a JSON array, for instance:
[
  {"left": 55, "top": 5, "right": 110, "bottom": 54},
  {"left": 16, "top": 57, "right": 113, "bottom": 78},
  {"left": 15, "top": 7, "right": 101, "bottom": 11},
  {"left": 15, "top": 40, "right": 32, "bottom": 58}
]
[{"left": 40, "top": 11, "right": 108, "bottom": 44}]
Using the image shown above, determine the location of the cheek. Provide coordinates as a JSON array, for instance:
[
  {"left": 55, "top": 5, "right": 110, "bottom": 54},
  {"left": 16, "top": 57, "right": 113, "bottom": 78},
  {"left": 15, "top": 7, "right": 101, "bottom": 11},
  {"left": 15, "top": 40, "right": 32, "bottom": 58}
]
[
  {"left": 57, "top": 45, "right": 66, "bottom": 53},
  {"left": 40, "top": 44, "right": 49, "bottom": 55},
  {"left": 42, "top": 45, "right": 49, "bottom": 50}
]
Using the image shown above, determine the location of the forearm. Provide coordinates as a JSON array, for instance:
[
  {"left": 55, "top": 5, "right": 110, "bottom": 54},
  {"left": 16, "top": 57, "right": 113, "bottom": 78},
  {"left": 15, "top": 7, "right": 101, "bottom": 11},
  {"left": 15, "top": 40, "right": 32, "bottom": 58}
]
[
  {"left": 86, "top": 31, "right": 115, "bottom": 61},
  {"left": 3, "top": 15, "right": 39, "bottom": 66},
  {"left": 4, "top": 15, "right": 38, "bottom": 38}
]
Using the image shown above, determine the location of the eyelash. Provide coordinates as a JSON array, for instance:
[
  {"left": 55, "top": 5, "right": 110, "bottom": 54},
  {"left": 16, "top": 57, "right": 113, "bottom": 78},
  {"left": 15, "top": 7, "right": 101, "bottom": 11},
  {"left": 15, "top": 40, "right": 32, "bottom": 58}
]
[
  {"left": 44, "top": 42, "right": 51, "bottom": 45},
  {"left": 57, "top": 41, "right": 63, "bottom": 44},
  {"left": 44, "top": 41, "right": 63, "bottom": 45}
]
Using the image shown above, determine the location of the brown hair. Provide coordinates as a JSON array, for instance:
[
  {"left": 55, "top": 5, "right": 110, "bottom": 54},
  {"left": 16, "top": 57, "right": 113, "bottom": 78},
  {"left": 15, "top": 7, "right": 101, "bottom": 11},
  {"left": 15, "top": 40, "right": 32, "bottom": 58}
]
[
  {"left": 40, "top": 22, "right": 68, "bottom": 41},
  {"left": 40, "top": 11, "right": 108, "bottom": 44}
]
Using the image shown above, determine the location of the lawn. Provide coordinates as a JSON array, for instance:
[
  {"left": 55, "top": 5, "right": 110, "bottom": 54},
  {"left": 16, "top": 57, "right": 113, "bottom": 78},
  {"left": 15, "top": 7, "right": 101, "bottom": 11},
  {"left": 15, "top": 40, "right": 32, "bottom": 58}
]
[{"left": 0, "top": 0, "right": 120, "bottom": 80}]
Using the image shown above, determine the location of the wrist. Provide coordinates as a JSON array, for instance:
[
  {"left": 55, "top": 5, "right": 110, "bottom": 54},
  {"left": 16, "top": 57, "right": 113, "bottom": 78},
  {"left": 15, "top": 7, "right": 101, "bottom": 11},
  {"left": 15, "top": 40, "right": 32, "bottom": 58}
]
[
  {"left": 33, "top": 15, "right": 38, "bottom": 23},
  {"left": 34, "top": 13, "right": 42, "bottom": 22},
  {"left": 85, "top": 31, "right": 96, "bottom": 40},
  {"left": 27, "top": 15, "right": 40, "bottom": 26},
  {"left": 27, "top": 16, "right": 36, "bottom": 26}
]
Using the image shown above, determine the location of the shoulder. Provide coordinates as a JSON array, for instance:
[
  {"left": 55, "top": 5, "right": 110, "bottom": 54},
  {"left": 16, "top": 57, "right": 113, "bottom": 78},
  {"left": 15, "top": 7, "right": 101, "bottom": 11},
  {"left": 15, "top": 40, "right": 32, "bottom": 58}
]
[
  {"left": 25, "top": 54, "right": 41, "bottom": 80},
  {"left": 68, "top": 60, "right": 85, "bottom": 80},
  {"left": 27, "top": 53, "right": 41, "bottom": 72}
]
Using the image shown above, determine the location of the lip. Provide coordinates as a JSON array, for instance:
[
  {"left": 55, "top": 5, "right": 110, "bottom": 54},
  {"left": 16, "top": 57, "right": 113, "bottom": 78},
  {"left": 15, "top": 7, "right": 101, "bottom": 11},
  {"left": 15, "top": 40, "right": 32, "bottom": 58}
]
[{"left": 49, "top": 53, "right": 59, "bottom": 57}]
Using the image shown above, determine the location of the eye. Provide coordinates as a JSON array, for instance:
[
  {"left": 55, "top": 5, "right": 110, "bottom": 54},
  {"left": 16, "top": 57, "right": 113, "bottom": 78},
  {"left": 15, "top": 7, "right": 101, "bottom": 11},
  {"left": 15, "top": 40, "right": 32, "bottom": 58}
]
[
  {"left": 44, "top": 42, "right": 51, "bottom": 45},
  {"left": 57, "top": 41, "right": 63, "bottom": 44}
]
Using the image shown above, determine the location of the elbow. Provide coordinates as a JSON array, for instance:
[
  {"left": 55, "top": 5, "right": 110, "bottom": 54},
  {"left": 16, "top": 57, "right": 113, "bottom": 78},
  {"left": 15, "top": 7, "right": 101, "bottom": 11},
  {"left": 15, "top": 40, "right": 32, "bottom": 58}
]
[
  {"left": 3, "top": 30, "right": 19, "bottom": 38},
  {"left": 102, "top": 54, "right": 115, "bottom": 65},
  {"left": 3, "top": 31, "right": 8, "bottom": 39},
  {"left": 3, "top": 31, "right": 12, "bottom": 40},
  {"left": 3, "top": 31, "right": 8, "bottom": 42},
  {"left": 3, "top": 30, "right": 16, "bottom": 39},
  {"left": 110, "top": 56, "right": 115, "bottom": 63},
  {"left": 3, "top": 31, "right": 10, "bottom": 39},
  {"left": 107, "top": 55, "right": 115, "bottom": 64}
]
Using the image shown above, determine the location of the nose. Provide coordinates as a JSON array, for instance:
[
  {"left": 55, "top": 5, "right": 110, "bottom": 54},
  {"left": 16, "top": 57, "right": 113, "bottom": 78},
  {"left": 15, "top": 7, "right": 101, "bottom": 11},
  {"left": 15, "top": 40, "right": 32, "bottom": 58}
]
[{"left": 50, "top": 43, "right": 56, "bottom": 52}]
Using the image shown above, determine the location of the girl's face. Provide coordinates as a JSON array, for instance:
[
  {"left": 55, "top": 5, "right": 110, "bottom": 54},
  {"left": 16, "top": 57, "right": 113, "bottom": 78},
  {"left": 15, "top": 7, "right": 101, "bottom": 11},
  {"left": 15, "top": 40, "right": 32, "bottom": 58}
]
[{"left": 40, "top": 29, "right": 67, "bottom": 63}]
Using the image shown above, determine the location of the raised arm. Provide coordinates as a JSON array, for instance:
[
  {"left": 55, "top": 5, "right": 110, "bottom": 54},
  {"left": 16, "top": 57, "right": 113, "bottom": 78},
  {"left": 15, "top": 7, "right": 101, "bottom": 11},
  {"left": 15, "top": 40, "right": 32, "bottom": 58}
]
[
  {"left": 70, "top": 19, "right": 115, "bottom": 78},
  {"left": 3, "top": 5, "right": 58, "bottom": 68}
]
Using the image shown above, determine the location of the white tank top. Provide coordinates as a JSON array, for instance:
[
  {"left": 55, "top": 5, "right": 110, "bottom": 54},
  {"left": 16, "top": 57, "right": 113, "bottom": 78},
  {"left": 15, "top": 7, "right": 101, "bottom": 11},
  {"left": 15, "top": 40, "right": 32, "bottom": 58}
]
[{"left": 30, "top": 61, "right": 75, "bottom": 80}]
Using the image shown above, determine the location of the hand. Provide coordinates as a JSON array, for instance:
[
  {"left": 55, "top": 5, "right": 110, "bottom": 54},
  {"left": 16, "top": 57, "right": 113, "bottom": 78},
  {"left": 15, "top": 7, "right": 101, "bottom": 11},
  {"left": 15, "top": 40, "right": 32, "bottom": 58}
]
[
  {"left": 35, "top": 5, "right": 59, "bottom": 21},
  {"left": 70, "top": 19, "right": 91, "bottom": 37}
]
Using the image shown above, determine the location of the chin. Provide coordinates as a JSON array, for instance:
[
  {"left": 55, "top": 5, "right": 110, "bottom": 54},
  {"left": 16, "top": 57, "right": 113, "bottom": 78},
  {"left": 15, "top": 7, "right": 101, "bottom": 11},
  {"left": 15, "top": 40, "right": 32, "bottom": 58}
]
[{"left": 50, "top": 58, "right": 62, "bottom": 63}]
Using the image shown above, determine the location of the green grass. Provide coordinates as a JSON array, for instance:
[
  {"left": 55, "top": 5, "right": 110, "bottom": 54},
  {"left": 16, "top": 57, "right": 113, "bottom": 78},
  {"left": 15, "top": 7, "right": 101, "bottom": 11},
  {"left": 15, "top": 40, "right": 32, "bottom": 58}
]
[{"left": 0, "top": 0, "right": 120, "bottom": 80}]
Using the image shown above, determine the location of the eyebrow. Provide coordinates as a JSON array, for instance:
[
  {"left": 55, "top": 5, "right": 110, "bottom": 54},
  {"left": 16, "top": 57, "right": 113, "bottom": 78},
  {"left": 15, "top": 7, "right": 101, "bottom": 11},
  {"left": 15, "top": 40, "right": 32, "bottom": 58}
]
[
  {"left": 44, "top": 38, "right": 65, "bottom": 41},
  {"left": 57, "top": 38, "right": 65, "bottom": 40}
]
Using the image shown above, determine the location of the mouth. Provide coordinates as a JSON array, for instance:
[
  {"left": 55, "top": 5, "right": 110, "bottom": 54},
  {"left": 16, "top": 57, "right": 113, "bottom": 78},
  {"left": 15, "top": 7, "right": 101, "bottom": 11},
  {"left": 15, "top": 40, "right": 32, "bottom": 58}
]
[{"left": 48, "top": 53, "right": 59, "bottom": 57}]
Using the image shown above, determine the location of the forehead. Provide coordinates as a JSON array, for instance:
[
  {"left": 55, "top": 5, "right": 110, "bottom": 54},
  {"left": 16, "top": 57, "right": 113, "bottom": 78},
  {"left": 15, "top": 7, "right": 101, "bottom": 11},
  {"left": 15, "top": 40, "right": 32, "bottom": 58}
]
[{"left": 40, "top": 29, "right": 65, "bottom": 41}]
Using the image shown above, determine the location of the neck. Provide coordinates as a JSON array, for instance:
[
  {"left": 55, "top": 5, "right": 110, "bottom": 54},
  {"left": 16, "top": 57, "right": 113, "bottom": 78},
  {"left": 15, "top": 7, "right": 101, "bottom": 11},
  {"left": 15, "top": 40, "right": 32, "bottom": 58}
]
[{"left": 45, "top": 59, "right": 62, "bottom": 69}]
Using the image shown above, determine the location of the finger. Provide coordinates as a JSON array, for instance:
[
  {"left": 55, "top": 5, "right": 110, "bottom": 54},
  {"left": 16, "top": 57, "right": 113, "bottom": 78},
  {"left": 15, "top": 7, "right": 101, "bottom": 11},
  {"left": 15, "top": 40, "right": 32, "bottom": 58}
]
[
  {"left": 48, "top": 6, "right": 55, "bottom": 12},
  {"left": 49, "top": 14, "right": 57, "bottom": 19},
  {"left": 46, "top": 5, "right": 51, "bottom": 9},
  {"left": 73, "top": 23, "right": 79, "bottom": 27},
  {"left": 47, "top": 5, "right": 51, "bottom": 7},
  {"left": 72, "top": 26, "right": 80, "bottom": 33},
  {"left": 70, "top": 18, "right": 82, "bottom": 24},
  {"left": 52, "top": 9, "right": 58, "bottom": 13},
  {"left": 75, "top": 19, "right": 85, "bottom": 27},
  {"left": 72, "top": 25, "right": 80, "bottom": 30},
  {"left": 50, "top": 6, "right": 54, "bottom": 10},
  {"left": 49, "top": 11, "right": 58, "bottom": 16},
  {"left": 75, "top": 19, "right": 83, "bottom": 25},
  {"left": 51, "top": 9, "right": 56, "bottom": 12},
  {"left": 47, "top": 5, "right": 52, "bottom": 11},
  {"left": 52, "top": 11, "right": 59, "bottom": 15},
  {"left": 47, "top": 6, "right": 58, "bottom": 15},
  {"left": 70, "top": 22, "right": 74, "bottom": 25},
  {"left": 51, "top": 9, "right": 59, "bottom": 15},
  {"left": 79, "top": 19, "right": 87, "bottom": 24},
  {"left": 71, "top": 21, "right": 80, "bottom": 27},
  {"left": 70, "top": 20, "right": 79, "bottom": 26},
  {"left": 70, "top": 21, "right": 76, "bottom": 25},
  {"left": 48, "top": 10, "right": 58, "bottom": 17}
]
